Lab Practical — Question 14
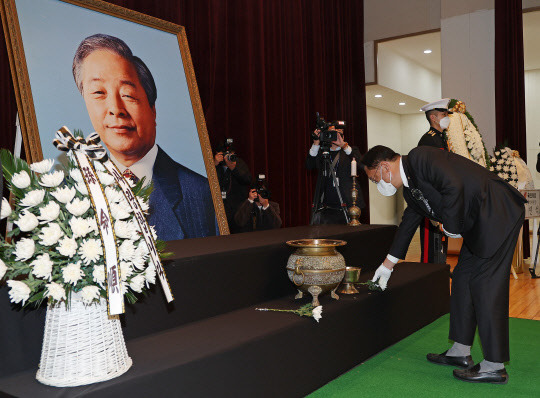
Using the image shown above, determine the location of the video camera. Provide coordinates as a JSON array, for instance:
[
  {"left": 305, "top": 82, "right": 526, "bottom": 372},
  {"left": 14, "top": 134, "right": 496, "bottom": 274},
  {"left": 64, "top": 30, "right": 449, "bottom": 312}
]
[
  {"left": 312, "top": 112, "right": 346, "bottom": 144},
  {"left": 255, "top": 174, "right": 271, "bottom": 200},
  {"left": 223, "top": 138, "right": 238, "bottom": 162}
]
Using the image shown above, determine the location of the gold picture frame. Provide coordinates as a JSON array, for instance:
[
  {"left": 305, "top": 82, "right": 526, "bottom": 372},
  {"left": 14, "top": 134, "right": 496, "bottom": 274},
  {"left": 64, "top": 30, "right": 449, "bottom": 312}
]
[{"left": 0, "top": 0, "right": 229, "bottom": 236}]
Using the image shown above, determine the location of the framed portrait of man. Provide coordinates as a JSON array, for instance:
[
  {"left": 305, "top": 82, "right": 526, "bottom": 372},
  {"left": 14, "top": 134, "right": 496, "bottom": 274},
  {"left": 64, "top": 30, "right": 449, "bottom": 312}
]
[{"left": 1, "top": 0, "right": 229, "bottom": 240}]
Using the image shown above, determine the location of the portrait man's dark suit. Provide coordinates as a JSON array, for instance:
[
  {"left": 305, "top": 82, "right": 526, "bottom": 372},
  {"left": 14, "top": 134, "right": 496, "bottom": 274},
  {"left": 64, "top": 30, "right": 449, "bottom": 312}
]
[
  {"left": 148, "top": 147, "right": 218, "bottom": 241},
  {"left": 390, "top": 146, "right": 525, "bottom": 363}
]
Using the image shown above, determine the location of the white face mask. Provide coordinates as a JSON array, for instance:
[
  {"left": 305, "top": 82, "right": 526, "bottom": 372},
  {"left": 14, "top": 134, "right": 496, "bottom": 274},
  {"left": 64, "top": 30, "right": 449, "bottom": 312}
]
[
  {"left": 376, "top": 165, "right": 397, "bottom": 197},
  {"left": 439, "top": 116, "right": 450, "bottom": 130}
]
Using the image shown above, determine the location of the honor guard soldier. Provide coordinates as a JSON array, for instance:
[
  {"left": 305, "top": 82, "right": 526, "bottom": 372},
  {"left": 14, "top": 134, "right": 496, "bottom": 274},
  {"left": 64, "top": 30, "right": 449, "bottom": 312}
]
[{"left": 417, "top": 98, "right": 453, "bottom": 264}]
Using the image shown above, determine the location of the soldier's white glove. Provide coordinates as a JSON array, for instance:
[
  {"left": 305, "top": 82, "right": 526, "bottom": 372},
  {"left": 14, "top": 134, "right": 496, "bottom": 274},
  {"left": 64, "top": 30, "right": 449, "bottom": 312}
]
[
  {"left": 371, "top": 264, "right": 393, "bottom": 290},
  {"left": 441, "top": 224, "right": 462, "bottom": 238}
]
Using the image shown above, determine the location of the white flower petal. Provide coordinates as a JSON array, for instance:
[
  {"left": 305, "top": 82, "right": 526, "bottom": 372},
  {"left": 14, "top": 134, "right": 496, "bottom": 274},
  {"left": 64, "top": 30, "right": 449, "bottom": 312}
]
[
  {"left": 30, "top": 159, "right": 54, "bottom": 174},
  {"left": 12, "top": 171, "right": 31, "bottom": 189}
]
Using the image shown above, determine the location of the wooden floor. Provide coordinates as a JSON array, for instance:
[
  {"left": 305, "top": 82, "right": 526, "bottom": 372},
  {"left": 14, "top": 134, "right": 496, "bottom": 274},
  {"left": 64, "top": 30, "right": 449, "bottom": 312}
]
[{"left": 404, "top": 232, "right": 540, "bottom": 321}]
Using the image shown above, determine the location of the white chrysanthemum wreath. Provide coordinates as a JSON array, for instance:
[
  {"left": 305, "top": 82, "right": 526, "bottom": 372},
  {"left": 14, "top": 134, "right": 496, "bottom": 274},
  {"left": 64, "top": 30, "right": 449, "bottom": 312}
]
[{"left": 0, "top": 141, "right": 170, "bottom": 308}]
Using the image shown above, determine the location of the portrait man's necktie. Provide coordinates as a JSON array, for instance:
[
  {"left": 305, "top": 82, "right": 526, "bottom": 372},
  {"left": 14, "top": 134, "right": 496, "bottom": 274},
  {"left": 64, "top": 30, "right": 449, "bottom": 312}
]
[{"left": 122, "top": 168, "right": 139, "bottom": 184}]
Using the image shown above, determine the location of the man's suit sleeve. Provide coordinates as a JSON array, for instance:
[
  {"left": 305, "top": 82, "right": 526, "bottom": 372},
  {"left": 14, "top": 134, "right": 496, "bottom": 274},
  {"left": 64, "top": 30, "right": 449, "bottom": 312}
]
[
  {"left": 388, "top": 205, "right": 424, "bottom": 259},
  {"left": 234, "top": 199, "right": 253, "bottom": 227},
  {"left": 231, "top": 158, "right": 252, "bottom": 185},
  {"left": 263, "top": 202, "right": 282, "bottom": 229},
  {"left": 306, "top": 150, "right": 319, "bottom": 170}
]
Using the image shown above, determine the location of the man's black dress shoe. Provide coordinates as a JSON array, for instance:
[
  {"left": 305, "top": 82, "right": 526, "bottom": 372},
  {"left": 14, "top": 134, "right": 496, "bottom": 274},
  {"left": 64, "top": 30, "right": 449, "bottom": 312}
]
[
  {"left": 453, "top": 363, "right": 508, "bottom": 384},
  {"left": 426, "top": 350, "right": 474, "bottom": 368}
]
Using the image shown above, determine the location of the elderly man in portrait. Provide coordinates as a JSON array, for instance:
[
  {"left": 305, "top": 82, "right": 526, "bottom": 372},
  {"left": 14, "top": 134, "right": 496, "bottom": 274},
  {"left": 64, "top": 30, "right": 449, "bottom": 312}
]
[{"left": 72, "top": 34, "right": 217, "bottom": 241}]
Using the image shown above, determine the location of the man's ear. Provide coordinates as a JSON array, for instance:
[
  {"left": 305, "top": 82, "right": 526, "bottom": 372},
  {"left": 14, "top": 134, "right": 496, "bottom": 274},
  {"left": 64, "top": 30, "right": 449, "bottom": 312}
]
[{"left": 152, "top": 105, "right": 157, "bottom": 124}]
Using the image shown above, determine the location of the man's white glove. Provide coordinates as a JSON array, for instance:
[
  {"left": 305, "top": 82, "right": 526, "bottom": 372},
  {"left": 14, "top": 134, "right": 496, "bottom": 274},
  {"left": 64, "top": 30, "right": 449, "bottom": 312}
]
[
  {"left": 441, "top": 224, "right": 462, "bottom": 239},
  {"left": 371, "top": 264, "right": 393, "bottom": 291}
]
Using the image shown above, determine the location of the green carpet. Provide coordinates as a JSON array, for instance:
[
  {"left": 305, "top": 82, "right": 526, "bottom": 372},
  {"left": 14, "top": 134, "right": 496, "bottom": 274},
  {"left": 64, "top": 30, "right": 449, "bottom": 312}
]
[{"left": 309, "top": 315, "right": 540, "bottom": 397}]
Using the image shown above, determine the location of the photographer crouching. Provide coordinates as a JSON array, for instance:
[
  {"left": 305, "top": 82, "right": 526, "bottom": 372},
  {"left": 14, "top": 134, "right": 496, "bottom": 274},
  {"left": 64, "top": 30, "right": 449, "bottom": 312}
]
[
  {"left": 307, "top": 113, "right": 365, "bottom": 224},
  {"left": 234, "top": 175, "right": 281, "bottom": 232},
  {"left": 214, "top": 139, "right": 252, "bottom": 233}
]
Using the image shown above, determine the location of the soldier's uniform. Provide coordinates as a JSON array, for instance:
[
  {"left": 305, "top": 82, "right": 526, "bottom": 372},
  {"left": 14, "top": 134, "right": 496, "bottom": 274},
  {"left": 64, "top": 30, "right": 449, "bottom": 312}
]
[{"left": 417, "top": 120, "right": 449, "bottom": 264}]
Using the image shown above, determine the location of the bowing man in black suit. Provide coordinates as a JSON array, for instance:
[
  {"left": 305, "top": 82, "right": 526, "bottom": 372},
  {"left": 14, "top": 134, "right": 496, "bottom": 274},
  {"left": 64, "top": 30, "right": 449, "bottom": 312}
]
[{"left": 363, "top": 145, "right": 526, "bottom": 384}]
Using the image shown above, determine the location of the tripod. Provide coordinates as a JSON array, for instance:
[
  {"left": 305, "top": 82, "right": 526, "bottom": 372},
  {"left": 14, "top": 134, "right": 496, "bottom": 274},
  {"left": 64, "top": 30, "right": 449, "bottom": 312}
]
[{"left": 310, "top": 149, "right": 350, "bottom": 225}]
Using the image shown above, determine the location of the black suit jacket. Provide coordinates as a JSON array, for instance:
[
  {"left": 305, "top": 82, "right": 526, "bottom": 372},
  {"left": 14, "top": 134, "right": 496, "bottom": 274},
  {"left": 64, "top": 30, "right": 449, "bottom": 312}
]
[
  {"left": 389, "top": 147, "right": 526, "bottom": 259},
  {"left": 306, "top": 146, "right": 365, "bottom": 208}
]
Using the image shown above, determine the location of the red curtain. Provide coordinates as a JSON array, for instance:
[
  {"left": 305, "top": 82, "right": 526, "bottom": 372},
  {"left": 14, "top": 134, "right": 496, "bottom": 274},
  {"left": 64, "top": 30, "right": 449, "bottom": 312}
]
[
  {"left": 0, "top": 0, "right": 368, "bottom": 226},
  {"left": 495, "top": 0, "right": 526, "bottom": 161}
]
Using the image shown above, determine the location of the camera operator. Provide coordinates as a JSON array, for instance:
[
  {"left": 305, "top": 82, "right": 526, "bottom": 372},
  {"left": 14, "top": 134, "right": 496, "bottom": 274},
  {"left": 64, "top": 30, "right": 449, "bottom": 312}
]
[
  {"left": 214, "top": 139, "right": 252, "bottom": 233},
  {"left": 234, "top": 176, "right": 281, "bottom": 232},
  {"left": 306, "top": 123, "right": 365, "bottom": 224}
]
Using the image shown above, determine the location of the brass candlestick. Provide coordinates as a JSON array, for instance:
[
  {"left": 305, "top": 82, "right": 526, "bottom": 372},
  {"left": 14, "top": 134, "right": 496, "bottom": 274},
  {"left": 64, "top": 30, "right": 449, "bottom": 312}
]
[{"left": 348, "top": 175, "right": 361, "bottom": 226}]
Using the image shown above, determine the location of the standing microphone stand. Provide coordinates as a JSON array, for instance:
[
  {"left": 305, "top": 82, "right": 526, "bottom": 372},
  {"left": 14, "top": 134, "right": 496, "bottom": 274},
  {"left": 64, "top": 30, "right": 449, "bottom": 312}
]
[{"left": 530, "top": 222, "right": 540, "bottom": 278}]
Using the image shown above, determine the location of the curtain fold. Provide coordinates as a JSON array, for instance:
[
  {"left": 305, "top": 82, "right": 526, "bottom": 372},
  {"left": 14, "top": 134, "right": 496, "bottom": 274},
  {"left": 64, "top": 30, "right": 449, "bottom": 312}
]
[
  {"left": 495, "top": 0, "right": 526, "bottom": 161},
  {"left": 0, "top": 0, "right": 368, "bottom": 227}
]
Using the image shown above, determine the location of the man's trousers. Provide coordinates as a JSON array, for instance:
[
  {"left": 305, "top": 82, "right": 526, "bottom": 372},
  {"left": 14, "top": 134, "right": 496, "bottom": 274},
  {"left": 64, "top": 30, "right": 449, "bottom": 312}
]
[{"left": 449, "top": 211, "right": 524, "bottom": 362}]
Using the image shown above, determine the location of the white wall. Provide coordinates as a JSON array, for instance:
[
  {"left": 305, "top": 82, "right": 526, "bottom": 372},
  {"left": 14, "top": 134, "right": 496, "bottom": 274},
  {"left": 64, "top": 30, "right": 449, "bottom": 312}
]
[
  {"left": 400, "top": 113, "right": 429, "bottom": 154},
  {"left": 377, "top": 47, "right": 442, "bottom": 102},
  {"left": 525, "top": 69, "right": 540, "bottom": 189},
  {"left": 366, "top": 106, "right": 402, "bottom": 225},
  {"left": 441, "top": 9, "right": 496, "bottom": 151}
]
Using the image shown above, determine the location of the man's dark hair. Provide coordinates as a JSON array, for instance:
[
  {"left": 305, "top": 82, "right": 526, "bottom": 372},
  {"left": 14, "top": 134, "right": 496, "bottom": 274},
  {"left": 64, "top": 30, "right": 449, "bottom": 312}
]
[
  {"left": 361, "top": 145, "right": 400, "bottom": 169},
  {"left": 425, "top": 109, "right": 437, "bottom": 123},
  {"left": 72, "top": 34, "right": 157, "bottom": 107}
]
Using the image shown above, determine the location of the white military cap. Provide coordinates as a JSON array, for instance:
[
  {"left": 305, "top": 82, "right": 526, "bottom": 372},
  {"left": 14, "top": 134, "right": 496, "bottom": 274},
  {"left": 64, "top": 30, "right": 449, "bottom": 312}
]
[{"left": 420, "top": 98, "right": 453, "bottom": 113}]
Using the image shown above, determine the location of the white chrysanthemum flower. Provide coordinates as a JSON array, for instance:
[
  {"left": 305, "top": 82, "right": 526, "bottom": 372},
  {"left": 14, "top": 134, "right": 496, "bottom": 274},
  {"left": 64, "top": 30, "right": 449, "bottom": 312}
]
[
  {"left": 120, "top": 261, "right": 133, "bottom": 281},
  {"left": 70, "top": 216, "right": 92, "bottom": 238},
  {"left": 312, "top": 306, "right": 323, "bottom": 323},
  {"left": 80, "top": 286, "right": 100, "bottom": 304},
  {"left": 30, "top": 159, "right": 54, "bottom": 174},
  {"left": 93, "top": 161, "right": 106, "bottom": 172},
  {"left": 0, "top": 258, "right": 8, "bottom": 279},
  {"left": 105, "top": 186, "right": 123, "bottom": 203},
  {"left": 132, "top": 252, "right": 147, "bottom": 270},
  {"left": 79, "top": 238, "right": 103, "bottom": 265},
  {"left": 150, "top": 226, "right": 157, "bottom": 240},
  {"left": 39, "top": 223, "right": 64, "bottom": 246},
  {"left": 66, "top": 197, "right": 91, "bottom": 216},
  {"left": 38, "top": 201, "right": 60, "bottom": 222},
  {"left": 503, "top": 166, "right": 509, "bottom": 172},
  {"left": 500, "top": 173, "right": 508, "bottom": 180},
  {"left": 495, "top": 151, "right": 500, "bottom": 156},
  {"left": 75, "top": 182, "right": 88, "bottom": 196},
  {"left": 45, "top": 282, "right": 66, "bottom": 302},
  {"left": 119, "top": 239, "right": 136, "bottom": 261},
  {"left": 20, "top": 189, "right": 45, "bottom": 207},
  {"left": 51, "top": 186, "right": 76, "bottom": 204},
  {"left": 12, "top": 171, "right": 31, "bottom": 189},
  {"left": 39, "top": 170, "right": 64, "bottom": 188},
  {"left": 14, "top": 211, "right": 39, "bottom": 232},
  {"left": 97, "top": 171, "right": 115, "bottom": 186},
  {"left": 1, "top": 197, "right": 12, "bottom": 220},
  {"left": 118, "top": 197, "right": 133, "bottom": 213},
  {"left": 110, "top": 202, "right": 130, "bottom": 220},
  {"left": 57, "top": 236, "right": 78, "bottom": 257},
  {"left": 129, "top": 274, "right": 145, "bottom": 293},
  {"left": 92, "top": 265, "right": 106, "bottom": 287},
  {"left": 87, "top": 218, "right": 99, "bottom": 234},
  {"left": 496, "top": 165, "right": 502, "bottom": 171},
  {"left": 489, "top": 166, "right": 495, "bottom": 172},
  {"left": 69, "top": 169, "right": 83, "bottom": 183},
  {"left": 62, "top": 262, "right": 83, "bottom": 285},
  {"left": 14, "top": 238, "right": 35, "bottom": 261},
  {"left": 6, "top": 280, "right": 31, "bottom": 305},
  {"left": 114, "top": 220, "right": 136, "bottom": 239},
  {"left": 31, "top": 253, "right": 54, "bottom": 281},
  {"left": 137, "top": 197, "right": 149, "bottom": 212},
  {"left": 145, "top": 264, "right": 156, "bottom": 287}
]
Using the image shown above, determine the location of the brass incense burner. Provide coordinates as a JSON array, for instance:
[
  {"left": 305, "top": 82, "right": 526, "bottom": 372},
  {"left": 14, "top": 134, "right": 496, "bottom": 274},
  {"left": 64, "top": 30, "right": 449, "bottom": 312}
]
[{"left": 286, "top": 239, "right": 347, "bottom": 306}]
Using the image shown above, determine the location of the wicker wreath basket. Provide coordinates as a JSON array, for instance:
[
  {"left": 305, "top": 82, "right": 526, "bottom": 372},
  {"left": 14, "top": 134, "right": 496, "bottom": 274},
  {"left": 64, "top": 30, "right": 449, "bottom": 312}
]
[{"left": 35, "top": 294, "right": 132, "bottom": 387}]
